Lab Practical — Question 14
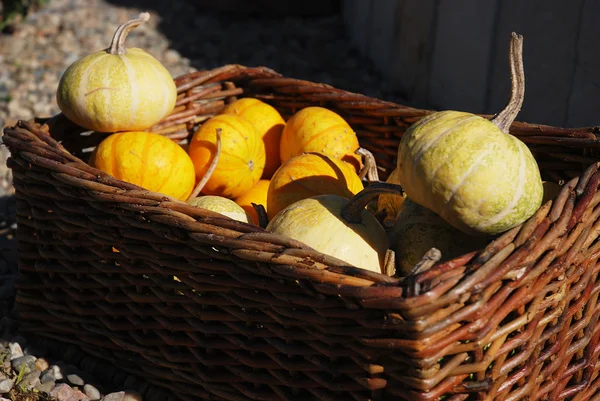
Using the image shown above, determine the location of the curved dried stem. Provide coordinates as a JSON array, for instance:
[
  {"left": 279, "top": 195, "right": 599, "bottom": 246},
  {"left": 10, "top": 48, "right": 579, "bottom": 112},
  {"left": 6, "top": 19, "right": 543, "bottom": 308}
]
[
  {"left": 252, "top": 203, "right": 269, "bottom": 228},
  {"left": 356, "top": 147, "right": 380, "bottom": 182},
  {"left": 187, "top": 128, "right": 222, "bottom": 201},
  {"left": 108, "top": 12, "right": 150, "bottom": 55},
  {"left": 492, "top": 32, "right": 525, "bottom": 134},
  {"left": 403, "top": 247, "right": 442, "bottom": 278},
  {"left": 341, "top": 182, "right": 404, "bottom": 224}
]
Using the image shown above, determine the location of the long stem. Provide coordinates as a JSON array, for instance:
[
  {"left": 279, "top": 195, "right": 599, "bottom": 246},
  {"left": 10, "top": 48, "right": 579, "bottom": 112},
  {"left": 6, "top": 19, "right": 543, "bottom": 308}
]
[
  {"left": 356, "top": 147, "right": 380, "bottom": 182},
  {"left": 341, "top": 182, "right": 404, "bottom": 224},
  {"left": 108, "top": 12, "right": 150, "bottom": 55},
  {"left": 491, "top": 32, "right": 525, "bottom": 134},
  {"left": 187, "top": 128, "right": 222, "bottom": 201}
]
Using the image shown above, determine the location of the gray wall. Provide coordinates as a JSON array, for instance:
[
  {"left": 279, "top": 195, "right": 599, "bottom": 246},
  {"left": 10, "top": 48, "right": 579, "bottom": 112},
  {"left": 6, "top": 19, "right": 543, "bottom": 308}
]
[{"left": 342, "top": 0, "right": 600, "bottom": 128}]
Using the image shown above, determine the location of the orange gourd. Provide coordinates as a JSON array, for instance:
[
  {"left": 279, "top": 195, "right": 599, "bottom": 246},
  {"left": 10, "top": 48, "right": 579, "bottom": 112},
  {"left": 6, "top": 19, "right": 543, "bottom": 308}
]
[
  {"left": 188, "top": 114, "right": 266, "bottom": 199},
  {"left": 235, "top": 179, "right": 270, "bottom": 225},
  {"left": 221, "top": 98, "right": 285, "bottom": 179},
  {"left": 89, "top": 131, "right": 196, "bottom": 201},
  {"left": 267, "top": 152, "right": 364, "bottom": 220},
  {"left": 280, "top": 106, "right": 362, "bottom": 172}
]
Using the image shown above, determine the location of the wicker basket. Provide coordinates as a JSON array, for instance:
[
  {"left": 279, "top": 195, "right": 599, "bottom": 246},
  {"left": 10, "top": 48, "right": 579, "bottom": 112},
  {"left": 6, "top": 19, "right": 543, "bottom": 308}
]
[{"left": 4, "top": 64, "right": 600, "bottom": 401}]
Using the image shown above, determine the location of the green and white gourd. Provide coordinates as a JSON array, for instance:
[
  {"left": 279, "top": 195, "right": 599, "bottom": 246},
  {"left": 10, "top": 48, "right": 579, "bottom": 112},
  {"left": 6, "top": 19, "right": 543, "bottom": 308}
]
[{"left": 397, "top": 32, "right": 543, "bottom": 236}]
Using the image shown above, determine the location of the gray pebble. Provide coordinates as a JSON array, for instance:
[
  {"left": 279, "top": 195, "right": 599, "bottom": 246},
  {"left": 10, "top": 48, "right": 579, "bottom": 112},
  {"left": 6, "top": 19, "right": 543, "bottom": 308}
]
[
  {"left": 35, "top": 380, "right": 55, "bottom": 394},
  {"left": 67, "top": 373, "right": 85, "bottom": 386},
  {"left": 11, "top": 355, "right": 36, "bottom": 374},
  {"left": 0, "top": 378, "right": 13, "bottom": 394},
  {"left": 84, "top": 383, "right": 101, "bottom": 400},
  {"left": 40, "top": 370, "right": 56, "bottom": 383}
]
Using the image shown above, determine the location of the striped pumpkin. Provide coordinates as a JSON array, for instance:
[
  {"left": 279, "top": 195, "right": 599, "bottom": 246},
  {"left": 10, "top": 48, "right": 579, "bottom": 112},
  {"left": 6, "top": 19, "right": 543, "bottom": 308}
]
[
  {"left": 279, "top": 107, "right": 362, "bottom": 172},
  {"left": 56, "top": 13, "right": 177, "bottom": 133},
  {"left": 267, "top": 152, "right": 364, "bottom": 220},
  {"left": 188, "top": 114, "right": 266, "bottom": 199},
  {"left": 221, "top": 98, "right": 285, "bottom": 179},
  {"left": 398, "top": 110, "right": 543, "bottom": 236},
  {"left": 89, "top": 131, "right": 196, "bottom": 201}
]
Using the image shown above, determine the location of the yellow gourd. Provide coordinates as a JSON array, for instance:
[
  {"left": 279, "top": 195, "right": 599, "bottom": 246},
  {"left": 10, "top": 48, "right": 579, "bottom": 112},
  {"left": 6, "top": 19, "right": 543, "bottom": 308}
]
[
  {"left": 266, "top": 194, "right": 388, "bottom": 273},
  {"left": 188, "top": 114, "right": 266, "bottom": 199},
  {"left": 57, "top": 13, "right": 177, "bottom": 133},
  {"left": 221, "top": 98, "right": 285, "bottom": 179},
  {"left": 89, "top": 131, "right": 195, "bottom": 201},
  {"left": 397, "top": 33, "right": 542, "bottom": 236},
  {"left": 393, "top": 198, "right": 488, "bottom": 277},
  {"left": 279, "top": 107, "right": 362, "bottom": 172},
  {"left": 188, "top": 196, "right": 252, "bottom": 224},
  {"left": 267, "top": 152, "right": 364, "bottom": 220}
]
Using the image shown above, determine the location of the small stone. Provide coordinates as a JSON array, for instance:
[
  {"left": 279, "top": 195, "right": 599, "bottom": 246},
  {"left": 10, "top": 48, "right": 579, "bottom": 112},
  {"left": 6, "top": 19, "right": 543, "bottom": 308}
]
[
  {"left": 0, "top": 378, "right": 13, "bottom": 394},
  {"left": 50, "top": 383, "right": 86, "bottom": 401},
  {"left": 67, "top": 373, "right": 85, "bottom": 386},
  {"left": 11, "top": 355, "right": 36, "bottom": 374},
  {"left": 20, "top": 370, "right": 41, "bottom": 389},
  {"left": 36, "top": 357, "right": 50, "bottom": 371},
  {"left": 48, "top": 364, "right": 64, "bottom": 381},
  {"left": 164, "top": 49, "right": 181, "bottom": 64},
  {"left": 8, "top": 342, "right": 23, "bottom": 359},
  {"left": 102, "top": 392, "right": 124, "bottom": 401},
  {"left": 84, "top": 384, "right": 101, "bottom": 400},
  {"left": 40, "top": 370, "right": 56, "bottom": 383},
  {"left": 35, "top": 380, "right": 55, "bottom": 394}
]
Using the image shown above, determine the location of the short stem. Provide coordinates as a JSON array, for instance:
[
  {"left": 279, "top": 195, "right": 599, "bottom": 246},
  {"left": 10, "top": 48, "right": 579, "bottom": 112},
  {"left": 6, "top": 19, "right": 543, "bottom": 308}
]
[
  {"left": 107, "top": 12, "right": 150, "bottom": 55},
  {"left": 187, "top": 128, "right": 222, "bottom": 201},
  {"left": 491, "top": 32, "right": 525, "bottom": 134},
  {"left": 252, "top": 203, "right": 269, "bottom": 228},
  {"left": 356, "top": 147, "right": 380, "bottom": 182},
  {"left": 341, "top": 182, "right": 404, "bottom": 224}
]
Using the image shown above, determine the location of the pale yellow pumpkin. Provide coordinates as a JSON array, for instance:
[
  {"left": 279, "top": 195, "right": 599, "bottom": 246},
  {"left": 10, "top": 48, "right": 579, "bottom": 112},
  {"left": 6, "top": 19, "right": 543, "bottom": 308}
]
[
  {"left": 89, "top": 131, "right": 195, "bottom": 201},
  {"left": 397, "top": 33, "right": 543, "bottom": 236},
  {"left": 266, "top": 195, "right": 388, "bottom": 273},
  {"left": 188, "top": 196, "right": 252, "bottom": 224},
  {"left": 56, "top": 13, "right": 177, "bottom": 133},
  {"left": 393, "top": 198, "right": 488, "bottom": 277}
]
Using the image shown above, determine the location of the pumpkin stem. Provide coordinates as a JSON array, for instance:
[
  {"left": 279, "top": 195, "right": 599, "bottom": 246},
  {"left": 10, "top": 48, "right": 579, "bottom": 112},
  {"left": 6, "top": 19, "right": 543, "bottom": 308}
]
[
  {"left": 356, "top": 148, "right": 380, "bottom": 182},
  {"left": 108, "top": 12, "right": 150, "bottom": 55},
  {"left": 341, "top": 182, "right": 404, "bottom": 224},
  {"left": 491, "top": 32, "right": 525, "bottom": 134},
  {"left": 252, "top": 203, "right": 269, "bottom": 228},
  {"left": 187, "top": 128, "right": 222, "bottom": 201}
]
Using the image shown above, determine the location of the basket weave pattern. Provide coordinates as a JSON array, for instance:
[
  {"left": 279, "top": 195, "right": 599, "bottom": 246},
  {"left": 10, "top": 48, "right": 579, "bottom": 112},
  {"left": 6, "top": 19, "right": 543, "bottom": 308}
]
[{"left": 4, "top": 65, "right": 600, "bottom": 400}]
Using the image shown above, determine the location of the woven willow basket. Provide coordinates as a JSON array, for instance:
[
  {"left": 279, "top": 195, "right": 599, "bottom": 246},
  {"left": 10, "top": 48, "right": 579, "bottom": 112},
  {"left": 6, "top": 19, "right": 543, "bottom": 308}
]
[{"left": 4, "top": 64, "right": 600, "bottom": 401}]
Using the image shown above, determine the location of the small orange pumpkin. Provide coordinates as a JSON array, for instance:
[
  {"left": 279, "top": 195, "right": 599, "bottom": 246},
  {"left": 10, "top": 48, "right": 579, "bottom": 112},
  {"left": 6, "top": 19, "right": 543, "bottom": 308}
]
[
  {"left": 221, "top": 98, "right": 285, "bottom": 179},
  {"left": 188, "top": 114, "right": 266, "bottom": 199},
  {"left": 279, "top": 106, "right": 362, "bottom": 172},
  {"left": 267, "top": 152, "right": 364, "bottom": 220},
  {"left": 235, "top": 179, "right": 270, "bottom": 225},
  {"left": 89, "top": 131, "right": 195, "bottom": 201}
]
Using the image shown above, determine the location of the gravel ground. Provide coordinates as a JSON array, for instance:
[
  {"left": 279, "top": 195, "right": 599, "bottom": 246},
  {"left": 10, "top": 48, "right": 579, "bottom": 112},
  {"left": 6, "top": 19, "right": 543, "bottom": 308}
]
[{"left": 0, "top": 0, "right": 400, "bottom": 399}]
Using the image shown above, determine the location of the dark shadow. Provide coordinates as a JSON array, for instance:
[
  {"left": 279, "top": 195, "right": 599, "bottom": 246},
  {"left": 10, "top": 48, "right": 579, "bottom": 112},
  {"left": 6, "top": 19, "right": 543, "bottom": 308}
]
[{"left": 103, "top": 0, "right": 404, "bottom": 102}]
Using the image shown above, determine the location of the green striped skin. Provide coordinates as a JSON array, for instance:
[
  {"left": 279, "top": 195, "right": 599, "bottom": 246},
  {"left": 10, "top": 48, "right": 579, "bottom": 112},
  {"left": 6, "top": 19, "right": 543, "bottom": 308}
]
[
  {"left": 398, "top": 110, "right": 543, "bottom": 236},
  {"left": 56, "top": 48, "right": 177, "bottom": 133}
]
